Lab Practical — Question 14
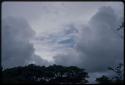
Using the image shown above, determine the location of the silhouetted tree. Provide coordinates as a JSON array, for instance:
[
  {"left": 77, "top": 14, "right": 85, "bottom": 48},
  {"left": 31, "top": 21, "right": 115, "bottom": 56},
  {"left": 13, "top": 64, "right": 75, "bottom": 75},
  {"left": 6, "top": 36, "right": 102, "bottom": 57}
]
[
  {"left": 108, "top": 63, "right": 124, "bottom": 84},
  {"left": 96, "top": 75, "right": 112, "bottom": 84},
  {"left": 116, "top": 21, "right": 124, "bottom": 38},
  {"left": 117, "top": 22, "right": 124, "bottom": 31},
  {"left": 96, "top": 63, "right": 124, "bottom": 84},
  {"left": 2, "top": 64, "right": 88, "bottom": 84}
]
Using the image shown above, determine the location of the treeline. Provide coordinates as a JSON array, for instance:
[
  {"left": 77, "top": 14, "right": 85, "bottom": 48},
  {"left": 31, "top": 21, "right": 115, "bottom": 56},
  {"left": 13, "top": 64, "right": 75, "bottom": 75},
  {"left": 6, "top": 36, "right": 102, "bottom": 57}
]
[
  {"left": 2, "top": 64, "right": 88, "bottom": 84},
  {"left": 2, "top": 64, "right": 124, "bottom": 84}
]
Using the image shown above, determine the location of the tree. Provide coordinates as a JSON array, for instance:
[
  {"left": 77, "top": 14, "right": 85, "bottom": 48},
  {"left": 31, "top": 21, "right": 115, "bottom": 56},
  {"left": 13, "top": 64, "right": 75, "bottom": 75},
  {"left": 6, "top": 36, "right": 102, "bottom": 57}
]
[
  {"left": 108, "top": 63, "right": 124, "bottom": 84},
  {"left": 116, "top": 21, "right": 124, "bottom": 38},
  {"left": 117, "top": 22, "right": 124, "bottom": 31},
  {"left": 46, "top": 65, "right": 88, "bottom": 84},
  {"left": 96, "top": 63, "right": 124, "bottom": 84},
  {"left": 64, "top": 66, "right": 88, "bottom": 84},
  {"left": 2, "top": 64, "right": 88, "bottom": 84},
  {"left": 96, "top": 75, "right": 112, "bottom": 84}
]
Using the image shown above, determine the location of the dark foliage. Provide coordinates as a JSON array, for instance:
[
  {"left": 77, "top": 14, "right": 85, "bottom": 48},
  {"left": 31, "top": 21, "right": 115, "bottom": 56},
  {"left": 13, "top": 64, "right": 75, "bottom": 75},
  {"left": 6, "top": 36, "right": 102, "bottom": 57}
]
[
  {"left": 2, "top": 64, "right": 88, "bottom": 84},
  {"left": 96, "top": 75, "right": 112, "bottom": 84},
  {"left": 96, "top": 63, "right": 124, "bottom": 84}
]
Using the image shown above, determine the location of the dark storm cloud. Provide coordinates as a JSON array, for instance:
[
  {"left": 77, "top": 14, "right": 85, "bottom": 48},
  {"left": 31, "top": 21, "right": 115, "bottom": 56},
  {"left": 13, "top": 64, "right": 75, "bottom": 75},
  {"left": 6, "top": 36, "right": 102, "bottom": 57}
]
[
  {"left": 54, "top": 7, "right": 123, "bottom": 72},
  {"left": 2, "top": 16, "right": 49, "bottom": 68}
]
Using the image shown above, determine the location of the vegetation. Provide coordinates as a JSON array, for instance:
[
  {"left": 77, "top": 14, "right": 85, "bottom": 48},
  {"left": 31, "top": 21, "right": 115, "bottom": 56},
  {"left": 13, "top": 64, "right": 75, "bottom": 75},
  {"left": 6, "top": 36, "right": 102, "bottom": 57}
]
[
  {"left": 96, "top": 75, "right": 112, "bottom": 84},
  {"left": 96, "top": 63, "right": 124, "bottom": 84},
  {"left": 2, "top": 64, "right": 88, "bottom": 84},
  {"left": 2, "top": 63, "right": 124, "bottom": 84}
]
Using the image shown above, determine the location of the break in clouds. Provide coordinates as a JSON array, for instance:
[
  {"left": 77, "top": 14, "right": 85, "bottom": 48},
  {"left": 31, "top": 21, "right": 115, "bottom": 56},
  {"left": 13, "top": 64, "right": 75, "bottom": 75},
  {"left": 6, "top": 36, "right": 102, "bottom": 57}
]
[{"left": 2, "top": 2, "right": 123, "bottom": 77}]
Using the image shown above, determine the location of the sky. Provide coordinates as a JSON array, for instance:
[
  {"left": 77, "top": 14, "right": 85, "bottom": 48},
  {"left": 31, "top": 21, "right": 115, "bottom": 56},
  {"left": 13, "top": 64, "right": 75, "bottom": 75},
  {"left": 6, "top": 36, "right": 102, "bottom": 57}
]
[{"left": 2, "top": 1, "right": 124, "bottom": 83}]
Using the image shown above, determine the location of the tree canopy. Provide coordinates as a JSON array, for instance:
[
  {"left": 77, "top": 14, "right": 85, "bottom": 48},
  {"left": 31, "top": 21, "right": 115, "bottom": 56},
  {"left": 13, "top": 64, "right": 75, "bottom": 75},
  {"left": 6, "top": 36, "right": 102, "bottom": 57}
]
[{"left": 2, "top": 64, "right": 88, "bottom": 84}]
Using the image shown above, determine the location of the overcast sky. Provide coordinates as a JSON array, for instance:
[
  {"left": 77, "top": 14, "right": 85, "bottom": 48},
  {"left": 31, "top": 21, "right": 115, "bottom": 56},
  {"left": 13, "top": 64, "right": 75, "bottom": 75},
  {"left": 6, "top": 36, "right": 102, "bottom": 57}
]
[{"left": 2, "top": 1, "right": 124, "bottom": 83}]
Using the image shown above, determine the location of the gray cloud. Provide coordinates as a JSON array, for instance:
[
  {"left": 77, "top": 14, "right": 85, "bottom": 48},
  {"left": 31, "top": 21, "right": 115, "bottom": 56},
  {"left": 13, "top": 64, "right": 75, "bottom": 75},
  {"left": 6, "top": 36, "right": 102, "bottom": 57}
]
[
  {"left": 2, "top": 2, "right": 123, "bottom": 74},
  {"left": 28, "top": 54, "right": 50, "bottom": 66},
  {"left": 2, "top": 16, "right": 49, "bottom": 69},
  {"left": 54, "top": 7, "right": 123, "bottom": 72},
  {"left": 2, "top": 3, "right": 123, "bottom": 83}
]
